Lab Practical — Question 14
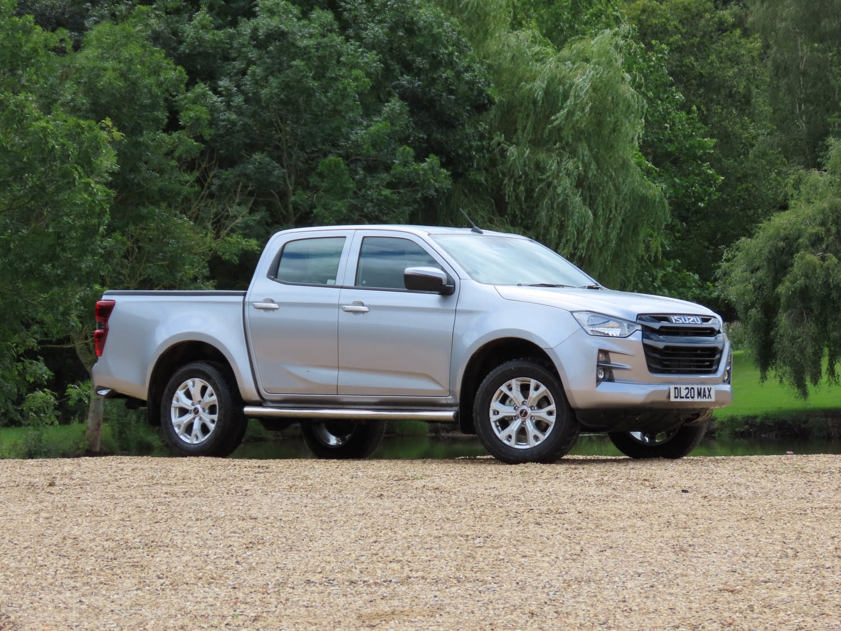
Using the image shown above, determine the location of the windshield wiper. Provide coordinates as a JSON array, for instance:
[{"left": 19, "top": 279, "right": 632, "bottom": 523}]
[
  {"left": 517, "top": 282, "right": 574, "bottom": 288},
  {"left": 581, "top": 284, "right": 603, "bottom": 290}
]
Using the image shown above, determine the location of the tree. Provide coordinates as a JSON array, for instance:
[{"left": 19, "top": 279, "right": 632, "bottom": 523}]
[
  {"left": 55, "top": 9, "right": 260, "bottom": 449},
  {"left": 626, "top": 0, "right": 784, "bottom": 303},
  {"left": 437, "top": 0, "right": 668, "bottom": 287},
  {"left": 148, "top": 0, "right": 489, "bottom": 235},
  {"left": 4, "top": 0, "right": 492, "bottom": 435},
  {"left": 0, "top": 1, "right": 116, "bottom": 425},
  {"left": 318, "top": 0, "right": 493, "bottom": 225},
  {"left": 718, "top": 138, "right": 841, "bottom": 397},
  {"left": 749, "top": 0, "right": 841, "bottom": 169},
  {"left": 511, "top": 0, "right": 626, "bottom": 42},
  {"left": 59, "top": 12, "right": 218, "bottom": 291},
  {"left": 503, "top": 0, "right": 721, "bottom": 299}
]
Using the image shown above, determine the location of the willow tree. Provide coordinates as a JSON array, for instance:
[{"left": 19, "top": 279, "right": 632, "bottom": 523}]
[
  {"left": 719, "top": 138, "right": 841, "bottom": 397},
  {"left": 437, "top": 0, "right": 667, "bottom": 287}
]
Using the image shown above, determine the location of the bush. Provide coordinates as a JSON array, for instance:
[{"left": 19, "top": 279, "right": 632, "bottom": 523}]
[{"left": 101, "top": 402, "right": 161, "bottom": 455}]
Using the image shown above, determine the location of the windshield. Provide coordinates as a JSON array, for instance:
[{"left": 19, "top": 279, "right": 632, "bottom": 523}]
[{"left": 431, "top": 234, "right": 597, "bottom": 287}]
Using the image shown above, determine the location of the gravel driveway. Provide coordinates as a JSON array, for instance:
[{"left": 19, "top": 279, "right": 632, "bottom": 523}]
[{"left": 1, "top": 455, "right": 839, "bottom": 630}]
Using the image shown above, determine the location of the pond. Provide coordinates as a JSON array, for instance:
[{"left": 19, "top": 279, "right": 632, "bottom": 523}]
[{"left": 232, "top": 432, "right": 841, "bottom": 460}]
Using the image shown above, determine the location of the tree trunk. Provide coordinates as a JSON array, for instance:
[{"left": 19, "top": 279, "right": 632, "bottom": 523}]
[
  {"left": 73, "top": 331, "right": 104, "bottom": 455},
  {"left": 85, "top": 386, "right": 104, "bottom": 455}
]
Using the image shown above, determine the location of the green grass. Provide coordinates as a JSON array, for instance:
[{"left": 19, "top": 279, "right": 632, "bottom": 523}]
[
  {"left": 0, "top": 424, "right": 88, "bottom": 458},
  {"left": 0, "top": 411, "right": 166, "bottom": 459},
  {"left": 713, "top": 351, "right": 840, "bottom": 419}
]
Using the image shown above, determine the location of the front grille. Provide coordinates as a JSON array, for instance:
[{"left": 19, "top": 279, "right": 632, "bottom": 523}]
[{"left": 638, "top": 314, "right": 724, "bottom": 375}]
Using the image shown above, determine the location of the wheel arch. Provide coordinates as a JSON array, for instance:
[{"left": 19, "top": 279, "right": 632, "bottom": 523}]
[
  {"left": 458, "top": 338, "right": 558, "bottom": 434},
  {"left": 147, "top": 342, "right": 238, "bottom": 426}
]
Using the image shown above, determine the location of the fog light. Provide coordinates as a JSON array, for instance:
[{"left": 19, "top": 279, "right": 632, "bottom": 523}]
[{"left": 596, "top": 350, "right": 614, "bottom": 383}]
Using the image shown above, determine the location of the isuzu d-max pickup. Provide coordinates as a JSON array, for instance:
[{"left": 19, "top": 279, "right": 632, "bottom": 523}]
[{"left": 92, "top": 225, "right": 732, "bottom": 463}]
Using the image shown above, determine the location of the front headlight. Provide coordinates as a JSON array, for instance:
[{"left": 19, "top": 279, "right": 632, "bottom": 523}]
[{"left": 573, "top": 311, "right": 641, "bottom": 338}]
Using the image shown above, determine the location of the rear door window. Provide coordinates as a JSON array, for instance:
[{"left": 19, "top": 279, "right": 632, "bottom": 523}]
[{"left": 272, "top": 237, "right": 345, "bottom": 286}]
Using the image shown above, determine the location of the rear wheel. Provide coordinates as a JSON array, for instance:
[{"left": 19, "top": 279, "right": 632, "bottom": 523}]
[
  {"left": 474, "top": 359, "right": 579, "bottom": 464},
  {"left": 160, "top": 361, "right": 246, "bottom": 457},
  {"left": 301, "top": 420, "right": 386, "bottom": 459},
  {"left": 608, "top": 416, "right": 710, "bottom": 459}
]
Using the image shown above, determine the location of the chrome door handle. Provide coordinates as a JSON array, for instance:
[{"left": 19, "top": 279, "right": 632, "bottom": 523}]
[
  {"left": 341, "top": 303, "right": 369, "bottom": 313},
  {"left": 253, "top": 300, "right": 280, "bottom": 311}
]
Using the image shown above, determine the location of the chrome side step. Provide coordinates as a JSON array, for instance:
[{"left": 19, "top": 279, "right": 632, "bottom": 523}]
[{"left": 243, "top": 406, "right": 456, "bottom": 422}]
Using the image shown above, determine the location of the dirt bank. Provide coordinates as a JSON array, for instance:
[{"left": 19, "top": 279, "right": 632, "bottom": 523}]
[{"left": 1, "top": 455, "right": 839, "bottom": 630}]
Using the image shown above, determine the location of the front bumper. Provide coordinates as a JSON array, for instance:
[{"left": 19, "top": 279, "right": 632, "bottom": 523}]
[
  {"left": 574, "top": 380, "right": 732, "bottom": 409},
  {"left": 549, "top": 327, "right": 732, "bottom": 424}
]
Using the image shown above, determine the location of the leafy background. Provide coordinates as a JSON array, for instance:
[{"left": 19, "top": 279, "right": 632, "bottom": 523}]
[{"left": 2, "top": 0, "right": 839, "bottom": 432}]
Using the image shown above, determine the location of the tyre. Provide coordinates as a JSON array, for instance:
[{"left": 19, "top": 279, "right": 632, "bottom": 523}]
[
  {"left": 301, "top": 420, "right": 386, "bottom": 459},
  {"left": 473, "top": 359, "right": 579, "bottom": 464},
  {"left": 608, "top": 417, "right": 710, "bottom": 459},
  {"left": 160, "top": 361, "right": 246, "bottom": 457}
]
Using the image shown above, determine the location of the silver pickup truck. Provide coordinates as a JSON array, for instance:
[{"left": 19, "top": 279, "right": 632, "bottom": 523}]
[{"left": 92, "top": 225, "right": 732, "bottom": 463}]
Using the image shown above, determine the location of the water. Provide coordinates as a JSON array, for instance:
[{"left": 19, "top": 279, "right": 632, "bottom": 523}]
[{"left": 232, "top": 432, "right": 841, "bottom": 460}]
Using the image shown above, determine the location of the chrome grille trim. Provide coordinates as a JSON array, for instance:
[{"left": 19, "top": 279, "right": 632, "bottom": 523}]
[{"left": 638, "top": 314, "right": 725, "bottom": 375}]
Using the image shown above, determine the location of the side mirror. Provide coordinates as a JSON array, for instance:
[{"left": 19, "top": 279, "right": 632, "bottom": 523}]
[{"left": 403, "top": 267, "right": 455, "bottom": 295}]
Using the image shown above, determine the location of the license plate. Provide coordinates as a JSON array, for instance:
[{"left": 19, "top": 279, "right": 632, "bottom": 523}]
[{"left": 669, "top": 385, "right": 714, "bottom": 402}]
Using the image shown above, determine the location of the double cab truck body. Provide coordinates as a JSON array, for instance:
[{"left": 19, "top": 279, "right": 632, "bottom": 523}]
[{"left": 93, "top": 225, "right": 732, "bottom": 462}]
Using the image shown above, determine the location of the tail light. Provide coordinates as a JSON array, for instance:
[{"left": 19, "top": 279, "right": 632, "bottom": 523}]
[{"left": 94, "top": 299, "right": 116, "bottom": 357}]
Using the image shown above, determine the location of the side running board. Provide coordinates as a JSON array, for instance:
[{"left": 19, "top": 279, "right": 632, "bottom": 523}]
[{"left": 242, "top": 406, "right": 456, "bottom": 422}]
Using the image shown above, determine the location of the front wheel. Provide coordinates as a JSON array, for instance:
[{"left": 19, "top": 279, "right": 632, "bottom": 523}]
[
  {"left": 160, "top": 361, "right": 246, "bottom": 457},
  {"left": 301, "top": 420, "right": 385, "bottom": 459},
  {"left": 474, "top": 359, "right": 579, "bottom": 464},
  {"left": 608, "top": 417, "right": 710, "bottom": 459}
]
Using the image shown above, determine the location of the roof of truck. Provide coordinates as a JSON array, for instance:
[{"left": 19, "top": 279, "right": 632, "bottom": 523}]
[{"left": 276, "top": 224, "right": 518, "bottom": 238}]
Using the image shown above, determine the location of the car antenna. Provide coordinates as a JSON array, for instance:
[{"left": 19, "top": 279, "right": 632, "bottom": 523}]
[{"left": 460, "top": 209, "right": 484, "bottom": 234}]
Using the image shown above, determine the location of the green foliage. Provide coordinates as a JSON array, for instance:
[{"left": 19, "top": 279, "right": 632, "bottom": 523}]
[
  {"left": 104, "top": 405, "right": 160, "bottom": 455},
  {"left": 21, "top": 390, "right": 60, "bottom": 427},
  {"left": 719, "top": 138, "right": 841, "bottom": 397},
  {"left": 624, "top": 40, "right": 722, "bottom": 298},
  {"left": 158, "top": 0, "right": 485, "bottom": 230},
  {"left": 626, "top": 0, "right": 784, "bottom": 299},
  {"left": 625, "top": 40, "right": 720, "bottom": 212},
  {"left": 4, "top": 2, "right": 62, "bottom": 91},
  {"left": 512, "top": 0, "right": 626, "bottom": 44},
  {"left": 0, "top": 408, "right": 162, "bottom": 457},
  {"left": 60, "top": 11, "right": 215, "bottom": 290},
  {"left": 0, "top": 423, "right": 87, "bottom": 458},
  {"left": 5, "top": 0, "right": 841, "bottom": 436},
  {"left": 508, "top": 0, "right": 723, "bottom": 297},
  {"left": 749, "top": 0, "right": 841, "bottom": 168},
  {"left": 330, "top": 0, "right": 492, "bottom": 178},
  {"left": 440, "top": 1, "right": 667, "bottom": 286},
  {"left": 0, "top": 0, "right": 116, "bottom": 425}
]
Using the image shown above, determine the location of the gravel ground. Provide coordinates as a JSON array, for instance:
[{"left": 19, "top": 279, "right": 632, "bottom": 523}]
[{"left": 1, "top": 454, "right": 840, "bottom": 630}]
